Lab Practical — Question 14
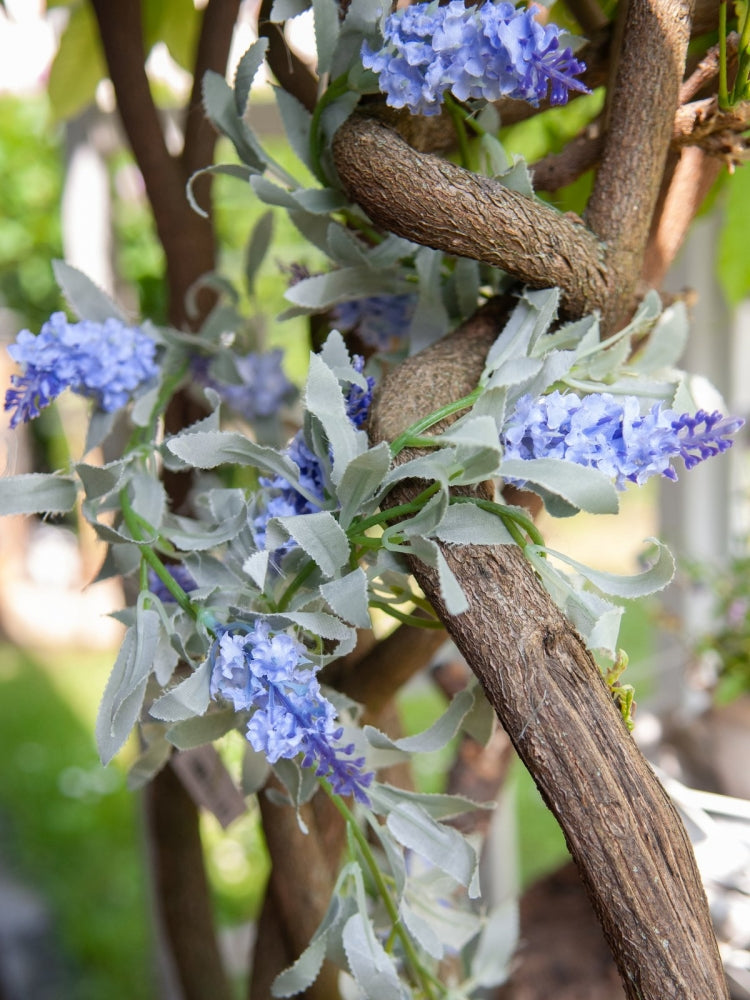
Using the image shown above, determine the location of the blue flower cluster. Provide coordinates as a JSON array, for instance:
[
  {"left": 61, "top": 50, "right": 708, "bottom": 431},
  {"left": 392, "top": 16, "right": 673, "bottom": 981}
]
[
  {"left": 361, "top": 0, "right": 589, "bottom": 117},
  {"left": 253, "top": 357, "right": 375, "bottom": 550},
  {"left": 4, "top": 312, "right": 158, "bottom": 428},
  {"left": 200, "top": 349, "right": 294, "bottom": 422},
  {"left": 331, "top": 294, "right": 417, "bottom": 351},
  {"left": 503, "top": 391, "right": 743, "bottom": 489},
  {"left": 210, "top": 622, "right": 373, "bottom": 802}
]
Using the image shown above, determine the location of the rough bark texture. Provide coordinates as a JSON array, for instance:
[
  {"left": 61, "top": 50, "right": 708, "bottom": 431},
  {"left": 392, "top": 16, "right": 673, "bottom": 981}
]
[
  {"left": 412, "top": 541, "right": 727, "bottom": 1000},
  {"left": 332, "top": 115, "right": 609, "bottom": 319},
  {"left": 367, "top": 310, "right": 730, "bottom": 1000},
  {"left": 585, "top": 0, "right": 694, "bottom": 329}
]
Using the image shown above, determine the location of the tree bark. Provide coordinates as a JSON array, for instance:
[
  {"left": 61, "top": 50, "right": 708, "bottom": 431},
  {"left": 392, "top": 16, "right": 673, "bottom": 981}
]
[{"left": 367, "top": 311, "right": 730, "bottom": 1000}]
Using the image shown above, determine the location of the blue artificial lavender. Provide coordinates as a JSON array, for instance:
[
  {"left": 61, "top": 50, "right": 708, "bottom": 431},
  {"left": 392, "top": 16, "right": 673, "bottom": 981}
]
[
  {"left": 502, "top": 390, "right": 744, "bottom": 490},
  {"left": 361, "top": 0, "right": 589, "bottom": 117},
  {"left": 252, "top": 357, "right": 374, "bottom": 550},
  {"left": 331, "top": 294, "right": 417, "bottom": 351},
  {"left": 148, "top": 564, "right": 199, "bottom": 604},
  {"left": 200, "top": 349, "right": 294, "bottom": 421},
  {"left": 209, "top": 622, "right": 373, "bottom": 803},
  {"left": 4, "top": 312, "right": 158, "bottom": 427}
]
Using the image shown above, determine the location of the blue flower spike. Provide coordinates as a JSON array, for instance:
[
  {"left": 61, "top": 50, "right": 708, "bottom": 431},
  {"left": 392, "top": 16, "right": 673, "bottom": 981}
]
[
  {"left": 209, "top": 622, "right": 374, "bottom": 804},
  {"left": 503, "top": 390, "right": 744, "bottom": 490},
  {"left": 5, "top": 312, "right": 158, "bottom": 427},
  {"left": 362, "top": 0, "right": 589, "bottom": 117}
]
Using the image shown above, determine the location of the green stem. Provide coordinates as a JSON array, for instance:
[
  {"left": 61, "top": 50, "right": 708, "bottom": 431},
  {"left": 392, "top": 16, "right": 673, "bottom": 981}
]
[
  {"left": 444, "top": 94, "right": 473, "bottom": 170},
  {"left": 734, "top": 8, "right": 750, "bottom": 104},
  {"left": 350, "top": 483, "right": 442, "bottom": 535},
  {"left": 310, "top": 74, "right": 350, "bottom": 183},
  {"left": 719, "top": 1, "right": 730, "bottom": 108},
  {"left": 368, "top": 601, "right": 444, "bottom": 629},
  {"left": 450, "top": 495, "right": 546, "bottom": 549},
  {"left": 322, "top": 787, "right": 440, "bottom": 1000},
  {"left": 119, "top": 488, "right": 198, "bottom": 619},
  {"left": 390, "top": 389, "right": 482, "bottom": 457},
  {"left": 276, "top": 559, "right": 317, "bottom": 612}
]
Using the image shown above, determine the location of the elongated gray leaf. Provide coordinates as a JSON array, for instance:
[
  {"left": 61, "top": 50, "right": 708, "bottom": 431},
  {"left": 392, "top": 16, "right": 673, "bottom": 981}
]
[
  {"left": 160, "top": 508, "right": 247, "bottom": 551},
  {"left": 244, "top": 210, "right": 274, "bottom": 296},
  {"left": 485, "top": 355, "right": 543, "bottom": 391},
  {"left": 268, "top": 510, "right": 350, "bottom": 577},
  {"left": 187, "top": 164, "right": 256, "bottom": 217},
  {"left": 383, "top": 492, "right": 447, "bottom": 544},
  {"left": 326, "top": 221, "right": 371, "bottom": 266},
  {"left": 432, "top": 503, "right": 514, "bottom": 545},
  {"left": 96, "top": 610, "right": 160, "bottom": 764},
  {"left": 401, "top": 535, "right": 468, "bottom": 616},
  {"left": 166, "top": 709, "right": 239, "bottom": 750},
  {"left": 342, "top": 914, "right": 403, "bottom": 1000},
  {"left": 630, "top": 300, "right": 688, "bottom": 373},
  {"left": 234, "top": 38, "right": 269, "bottom": 117},
  {"left": 336, "top": 442, "right": 392, "bottom": 527},
  {"left": 483, "top": 287, "right": 559, "bottom": 378},
  {"left": 400, "top": 900, "right": 444, "bottom": 960},
  {"left": 305, "top": 354, "right": 367, "bottom": 481},
  {"left": 537, "top": 538, "right": 675, "bottom": 598},
  {"left": 461, "top": 685, "right": 496, "bottom": 745},
  {"left": 501, "top": 457, "right": 619, "bottom": 515},
  {"left": 270, "top": 0, "right": 310, "bottom": 19},
  {"left": 167, "top": 430, "right": 318, "bottom": 498},
  {"left": 272, "top": 933, "right": 327, "bottom": 998},
  {"left": 129, "top": 471, "right": 166, "bottom": 534},
  {"left": 0, "top": 473, "right": 77, "bottom": 516},
  {"left": 320, "top": 569, "right": 370, "bottom": 627},
  {"left": 525, "top": 548, "right": 623, "bottom": 655},
  {"left": 409, "top": 246, "right": 450, "bottom": 354},
  {"left": 202, "top": 69, "right": 266, "bottom": 170},
  {"left": 52, "top": 259, "right": 127, "bottom": 322},
  {"left": 312, "top": 0, "right": 340, "bottom": 74},
  {"left": 470, "top": 900, "right": 519, "bottom": 987},
  {"left": 75, "top": 460, "right": 125, "bottom": 500},
  {"left": 387, "top": 802, "right": 479, "bottom": 895},
  {"left": 243, "top": 551, "right": 269, "bottom": 589},
  {"left": 126, "top": 725, "right": 172, "bottom": 790},
  {"left": 371, "top": 783, "right": 493, "bottom": 821},
  {"left": 149, "top": 660, "right": 212, "bottom": 722},
  {"left": 241, "top": 744, "right": 271, "bottom": 795},
  {"left": 250, "top": 174, "right": 297, "bottom": 209},
  {"left": 366, "top": 687, "right": 474, "bottom": 753},
  {"left": 285, "top": 267, "right": 405, "bottom": 311}
]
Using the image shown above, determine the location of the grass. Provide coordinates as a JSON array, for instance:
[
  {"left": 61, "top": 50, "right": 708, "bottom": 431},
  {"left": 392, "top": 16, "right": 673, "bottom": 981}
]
[{"left": 0, "top": 643, "right": 156, "bottom": 1000}]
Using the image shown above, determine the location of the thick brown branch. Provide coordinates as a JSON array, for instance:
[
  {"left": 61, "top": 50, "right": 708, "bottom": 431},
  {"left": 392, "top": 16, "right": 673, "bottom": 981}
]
[
  {"left": 90, "top": 0, "right": 216, "bottom": 328},
  {"left": 585, "top": 0, "right": 693, "bottom": 329},
  {"left": 145, "top": 763, "right": 233, "bottom": 1000},
  {"left": 673, "top": 95, "right": 750, "bottom": 163},
  {"left": 182, "top": 0, "right": 242, "bottom": 179},
  {"left": 367, "top": 313, "right": 729, "bottom": 1000},
  {"left": 530, "top": 119, "right": 604, "bottom": 192},
  {"left": 252, "top": 781, "right": 344, "bottom": 1000},
  {"left": 333, "top": 114, "right": 609, "bottom": 319},
  {"left": 323, "top": 616, "right": 447, "bottom": 720},
  {"left": 642, "top": 146, "right": 722, "bottom": 287}
]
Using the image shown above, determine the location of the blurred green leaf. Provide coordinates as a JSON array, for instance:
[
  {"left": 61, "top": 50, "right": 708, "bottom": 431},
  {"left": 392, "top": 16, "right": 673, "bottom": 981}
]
[
  {"left": 48, "top": 3, "right": 107, "bottom": 121},
  {"left": 143, "top": 0, "right": 201, "bottom": 69},
  {"left": 718, "top": 165, "right": 750, "bottom": 306}
]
